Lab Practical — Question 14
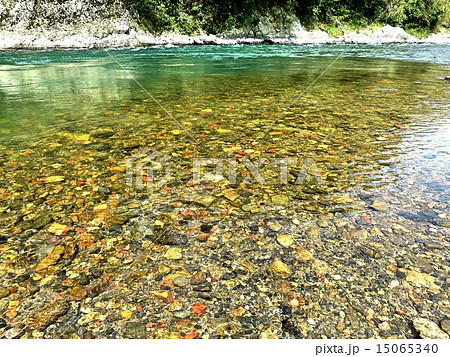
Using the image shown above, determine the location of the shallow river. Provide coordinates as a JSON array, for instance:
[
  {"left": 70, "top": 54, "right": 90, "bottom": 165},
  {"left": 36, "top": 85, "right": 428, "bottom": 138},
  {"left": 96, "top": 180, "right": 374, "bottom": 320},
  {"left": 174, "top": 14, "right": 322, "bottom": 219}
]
[{"left": 0, "top": 44, "right": 449, "bottom": 339}]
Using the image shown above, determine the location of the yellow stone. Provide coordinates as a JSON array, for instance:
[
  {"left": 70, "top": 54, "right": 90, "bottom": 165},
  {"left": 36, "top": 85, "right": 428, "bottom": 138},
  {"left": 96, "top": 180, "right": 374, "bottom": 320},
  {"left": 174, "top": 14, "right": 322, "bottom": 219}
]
[
  {"left": 169, "top": 300, "right": 183, "bottom": 312},
  {"left": 70, "top": 286, "right": 87, "bottom": 301},
  {"left": 405, "top": 270, "right": 440, "bottom": 292},
  {"left": 333, "top": 195, "right": 353, "bottom": 204},
  {"left": 110, "top": 166, "right": 126, "bottom": 173},
  {"left": 8, "top": 300, "right": 20, "bottom": 309},
  {"left": 93, "top": 203, "right": 108, "bottom": 213},
  {"left": 277, "top": 234, "right": 294, "bottom": 248},
  {"left": 121, "top": 310, "right": 133, "bottom": 319},
  {"left": 5, "top": 309, "right": 18, "bottom": 319},
  {"left": 48, "top": 223, "right": 69, "bottom": 235},
  {"left": 269, "top": 259, "right": 292, "bottom": 278},
  {"left": 155, "top": 220, "right": 165, "bottom": 228},
  {"left": 157, "top": 264, "right": 171, "bottom": 275},
  {"left": 171, "top": 129, "right": 183, "bottom": 135},
  {"left": 223, "top": 189, "right": 239, "bottom": 201},
  {"left": 78, "top": 312, "right": 103, "bottom": 325},
  {"left": 38, "top": 274, "right": 55, "bottom": 286},
  {"left": 44, "top": 176, "right": 65, "bottom": 183},
  {"left": 164, "top": 247, "right": 182, "bottom": 260},
  {"left": 296, "top": 248, "right": 313, "bottom": 261},
  {"left": 216, "top": 128, "right": 231, "bottom": 134},
  {"left": 260, "top": 328, "right": 279, "bottom": 339},
  {"left": 228, "top": 307, "right": 245, "bottom": 318},
  {"left": 58, "top": 132, "right": 90, "bottom": 142},
  {"left": 35, "top": 245, "right": 65, "bottom": 272}
]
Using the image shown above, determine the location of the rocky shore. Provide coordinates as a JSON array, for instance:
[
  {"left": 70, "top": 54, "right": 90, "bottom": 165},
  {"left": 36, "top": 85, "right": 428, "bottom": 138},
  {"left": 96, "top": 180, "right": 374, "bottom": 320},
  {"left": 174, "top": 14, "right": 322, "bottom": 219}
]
[
  {"left": 0, "top": 0, "right": 449, "bottom": 49},
  {"left": 1, "top": 24, "right": 450, "bottom": 50}
]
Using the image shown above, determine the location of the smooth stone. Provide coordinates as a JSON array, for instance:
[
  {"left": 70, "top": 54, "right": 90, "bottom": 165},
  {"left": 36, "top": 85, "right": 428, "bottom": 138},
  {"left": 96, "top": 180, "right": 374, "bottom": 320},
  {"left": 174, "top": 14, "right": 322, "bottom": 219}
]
[
  {"left": 70, "top": 286, "right": 87, "bottom": 301},
  {"left": 35, "top": 245, "right": 65, "bottom": 272},
  {"left": 350, "top": 229, "right": 368, "bottom": 240},
  {"left": 97, "top": 186, "right": 111, "bottom": 194},
  {"left": 223, "top": 189, "right": 240, "bottom": 201},
  {"left": 164, "top": 247, "right": 182, "bottom": 260},
  {"left": 195, "top": 195, "right": 216, "bottom": 207},
  {"left": 44, "top": 176, "right": 65, "bottom": 183},
  {"left": 413, "top": 318, "right": 449, "bottom": 339},
  {"left": 193, "top": 282, "right": 212, "bottom": 292},
  {"left": 154, "top": 229, "right": 188, "bottom": 246},
  {"left": 269, "top": 259, "right": 292, "bottom": 278},
  {"left": 157, "top": 264, "right": 171, "bottom": 276},
  {"left": 370, "top": 198, "right": 388, "bottom": 211},
  {"left": 107, "top": 215, "right": 129, "bottom": 225},
  {"left": 266, "top": 221, "right": 282, "bottom": 232},
  {"left": 306, "top": 227, "right": 321, "bottom": 240},
  {"left": 91, "top": 128, "right": 114, "bottom": 138},
  {"left": 174, "top": 311, "right": 190, "bottom": 319},
  {"left": 123, "top": 141, "right": 140, "bottom": 149},
  {"left": 358, "top": 243, "right": 381, "bottom": 259},
  {"left": 78, "top": 273, "right": 90, "bottom": 286},
  {"left": 441, "top": 320, "right": 450, "bottom": 334},
  {"left": 425, "top": 241, "right": 443, "bottom": 249},
  {"left": 317, "top": 218, "right": 329, "bottom": 228},
  {"left": 397, "top": 211, "right": 426, "bottom": 222},
  {"left": 0, "top": 287, "right": 10, "bottom": 299},
  {"left": 32, "top": 213, "right": 53, "bottom": 230},
  {"left": 405, "top": 270, "right": 439, "bottom": 292},
  {"left": 396, "top": 269, "right": 407, "bottom": 278},
  {"left": 271, "top": 194, "right": 289, "bottom": 206},
  {"left": 173, "top": 276, "right": 190, "bottom": 287},
  {"left": 190, "top": 272, "right": 207, "bottom": 285},
  {"left": 197, "top": 233, "right": 210, "bottom": 242},
  {"left": 200, "top": 224, "right": 214, "bottom": 233},
  {"left": 125, "top": 322, "right": 146, "bottom": 339},
  {"left": 277, "top": 234, "right": 294, "bottom": 248},
  {"left": 296, "top": 248, "right": 313, "bottom": 261},
  {"left": 25, "top": 301, "right": 69, "bottom": 330},
  {"left": 423, "top": 154, "right": 436, "bottom": 159}
]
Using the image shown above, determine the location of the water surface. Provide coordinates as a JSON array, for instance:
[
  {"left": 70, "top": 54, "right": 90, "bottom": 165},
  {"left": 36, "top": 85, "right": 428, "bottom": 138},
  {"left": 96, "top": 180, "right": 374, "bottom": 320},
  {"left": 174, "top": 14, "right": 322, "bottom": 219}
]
[{"left": 1, "top": 44, "right": 450, "bottom": 339}]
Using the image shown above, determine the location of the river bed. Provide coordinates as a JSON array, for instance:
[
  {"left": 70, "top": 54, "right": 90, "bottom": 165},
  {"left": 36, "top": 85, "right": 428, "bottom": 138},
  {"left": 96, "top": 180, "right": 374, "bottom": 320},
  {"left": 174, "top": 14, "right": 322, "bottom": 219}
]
[{"left": 0, "top": 44, "right": 449, "bottom": 338}]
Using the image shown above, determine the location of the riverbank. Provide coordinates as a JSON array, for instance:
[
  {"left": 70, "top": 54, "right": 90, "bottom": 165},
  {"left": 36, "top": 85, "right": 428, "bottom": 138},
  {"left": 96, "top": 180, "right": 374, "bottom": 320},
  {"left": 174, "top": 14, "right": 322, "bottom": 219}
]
[
  {"left": 1, "top": 0, "right": 449, "bottom": 50},
  {"left": 1, "top": 25, "right": 450, "bottom": 50}
]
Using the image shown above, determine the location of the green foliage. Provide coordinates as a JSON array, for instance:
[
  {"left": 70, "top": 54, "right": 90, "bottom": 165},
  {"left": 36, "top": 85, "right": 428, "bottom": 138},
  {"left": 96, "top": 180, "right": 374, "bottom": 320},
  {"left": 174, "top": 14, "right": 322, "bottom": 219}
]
[
  {"left": 388, "top": 0, "right": 450, "bottom": 30},
  {"left": 122, "top": 0, "right": 450, "bottom": 34}
]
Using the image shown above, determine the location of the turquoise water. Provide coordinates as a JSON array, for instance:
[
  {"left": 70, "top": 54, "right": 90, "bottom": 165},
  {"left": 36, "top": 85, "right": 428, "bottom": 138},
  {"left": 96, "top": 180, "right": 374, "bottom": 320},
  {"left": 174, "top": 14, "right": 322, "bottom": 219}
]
[
  {"left": 0, "top": 44, "right": 449, "bottom": 199},
  {"left": 1, "top": 44, "right": 449, "bottom": 143}
]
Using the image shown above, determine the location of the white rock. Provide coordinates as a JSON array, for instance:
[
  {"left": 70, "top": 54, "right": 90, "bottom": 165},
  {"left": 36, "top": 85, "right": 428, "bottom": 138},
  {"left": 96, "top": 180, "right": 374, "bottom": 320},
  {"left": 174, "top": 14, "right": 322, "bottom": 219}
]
[
  {"left": 389, "top": 280, "right": 399, "bottom": 288},
  {"left": 413, "top": 318, "right": 449, "bottom": 339}
]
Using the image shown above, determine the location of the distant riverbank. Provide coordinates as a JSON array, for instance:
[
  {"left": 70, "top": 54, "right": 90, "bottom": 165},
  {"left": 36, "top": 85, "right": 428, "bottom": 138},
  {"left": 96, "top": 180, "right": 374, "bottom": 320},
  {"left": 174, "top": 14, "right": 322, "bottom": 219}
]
[
  {"left": 1, "top": 0, "right": 449, "bottom": 50},
  {"left": 1, "top": 25, "right": 450, "bottom": 50}
]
